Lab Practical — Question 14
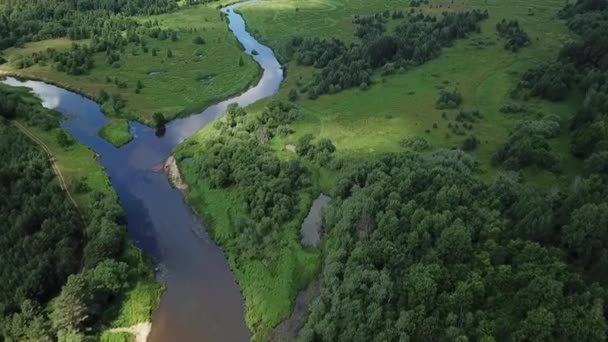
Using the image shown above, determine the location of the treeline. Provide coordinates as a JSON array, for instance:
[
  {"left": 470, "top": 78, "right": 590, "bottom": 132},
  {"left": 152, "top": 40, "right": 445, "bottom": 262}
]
[
  {"left": 300, "top": 150, "right": 608, "bottom": 341},
  {"left": 14, "top": 17, "right": 181, "bottom": 76},
  {"left": 0, "top": 0, "right": 177, "bottom": 50},
  {"left": 286, "top": 9, "right": 488, "bottom": 98},
  {"left": 0, "top": 86, "right": 147, "bottom": 340},
  {"left": 516, "top": 0, "right": 608, "bottom": 172},
  {"left": 0, "top": 124, "right": 83, "bottom": 319}
]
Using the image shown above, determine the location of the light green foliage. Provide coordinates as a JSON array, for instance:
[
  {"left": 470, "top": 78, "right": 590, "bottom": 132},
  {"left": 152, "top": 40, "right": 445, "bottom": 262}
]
[{"left": 99, "top": 119, "right": 133, "bottom": 147}]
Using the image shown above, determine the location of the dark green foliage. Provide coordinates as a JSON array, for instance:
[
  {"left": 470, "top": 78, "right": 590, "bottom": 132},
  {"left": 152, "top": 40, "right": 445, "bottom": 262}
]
[
  {"left": 461, "top": 134, "right": 479, "bottom": 151},
  {"left": 519, "top": 61, "right": 577, "bottom": 101},
  {"left": 300, "top": 151, "right": 608, "bottom": 341},
  {"left": 56, "top": 130, "right": 74, "bottom": 148},
  {"left": 192, "top": 36, "right": 206, "bottom": 45},
  {"left": 0, "top": 86, "right": 136, "bottom": 341},
  {"left": 50, "top": 260, "right": 128, "bottom": 333},
  {"left": 500, "top": 102, "right": 526, "bottom": 114},
  {"left": 436, "top": 89, "right": 463, "bottom": 109},
  {"left": 0, "top": 0, "right": 178, "bottom": 50},
  {"left": 0, "top": 124, "right": 82, "bottom": 317},
  {"left": 520, "top": 1, "right": 608, "bottom": 166},
  {"left": 188, "top": 103, "right": 310, "bottom": 256},
  {"left": 288, "top": 88, "right": 299, "bottom": 102},
  {"left": 400, "top": 136, "right": 431, "bottom": 151},
  {"left": 585, "top": 151, "right": 608, "bottom": 174},
  {"left": 3, "top": 2, "right": 182, "bottom": 76},
  {"left": 287, "top": 10, "right": 488, "bottom": 97},
  {"left": 496, "top": 19, "right": 530, "bottom": 52},
  {"left": 98, "top": 89, "right": 110, "bottom": 103},
  {"left": 0, "top": 85, "right": 61, "bottom": 129},
  {"left": 70, "top": 177, "right": 91, "bottom": 194},
  {"left": 296, "top": 134, "right": 336, "bottom": 165},
  {"left": 494, "top": 118, "right": 561, "bottom": 171},
  {"left": 153, "top": 112, "right": 166, "bottom": 131}
]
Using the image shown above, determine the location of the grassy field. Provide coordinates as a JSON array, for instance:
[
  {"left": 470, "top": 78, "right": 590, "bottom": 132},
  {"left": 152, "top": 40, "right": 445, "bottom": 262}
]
[
  {"left": 99, "top": 119, "right": 134, "bottom": 147},
  {"left": 175, "top": 128, "right": 321, "bottom": 341},
  {"left": 0, "top": 3, "right": 260, "bottom": 126},
  {"left": 238, "top": 0, "right": 581, "bottom": 187}
]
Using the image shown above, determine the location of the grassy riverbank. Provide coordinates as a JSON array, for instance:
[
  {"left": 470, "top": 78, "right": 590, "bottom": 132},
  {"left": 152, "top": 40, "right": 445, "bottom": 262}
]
[
  {"left": 0, "top": 83, "right": 161, "bottom": 341},
  {"left": 175, "top": 122, "right": 322, "bottom": 341},
  {"left": 173, "top": 0, "right": 591, "bottom": 339},
  {"left": 0, "top": 3, "right": 260, "bottom": 140}
]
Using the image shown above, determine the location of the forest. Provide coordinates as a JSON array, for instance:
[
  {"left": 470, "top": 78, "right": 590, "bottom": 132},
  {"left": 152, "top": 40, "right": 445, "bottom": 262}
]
[
  {"left": 294, "top": 0, "right": 608, "bottom": 340},
  {"left": 0, "top": 0, "right": 178, "bottom": 50},
  {"left": 300, "top": 150, "right": 608, "bottom": 341},
  {"left": 0, "top": 85, "right": 154, "bottom": 341}
]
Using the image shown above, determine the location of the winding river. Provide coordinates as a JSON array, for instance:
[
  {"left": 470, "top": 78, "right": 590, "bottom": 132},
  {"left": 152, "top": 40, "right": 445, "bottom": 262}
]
[{"left": 2, "top": 1, "right": 282, "bottom": 341}]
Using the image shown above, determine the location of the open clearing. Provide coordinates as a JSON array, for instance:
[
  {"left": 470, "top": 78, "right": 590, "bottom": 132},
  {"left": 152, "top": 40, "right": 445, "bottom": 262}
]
[{"left": 238, "top": 0, "right": 581, "bottom": 186}]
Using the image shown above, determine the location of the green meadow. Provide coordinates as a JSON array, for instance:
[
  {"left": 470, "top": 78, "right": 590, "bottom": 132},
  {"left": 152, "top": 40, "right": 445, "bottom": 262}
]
[
  {"left": 238, "top": 0, "right": 581, "bottom": 186},
  {"left": 0, "top": 3, "right": 259, "bottom": 125}
]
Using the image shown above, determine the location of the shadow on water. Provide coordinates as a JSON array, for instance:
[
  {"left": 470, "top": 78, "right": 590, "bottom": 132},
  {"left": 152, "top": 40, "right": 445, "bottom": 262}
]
[{"left": 2, "top": 1, "right": 283, "bottom": 341}]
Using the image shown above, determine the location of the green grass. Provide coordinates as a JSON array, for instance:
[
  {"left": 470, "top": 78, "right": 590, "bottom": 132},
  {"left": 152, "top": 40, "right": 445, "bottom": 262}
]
[
  {"left": 238, "top": 0, "right": 581, "bottom": 187},
  {"left": 174, "top": 0, "right": 586, "bottom": 337},
  {"left": 175, "top": 131, "right": 321, "bottom": 342},
  {"left": 0, "top": 3, "right": 260, "bottom": 124},
  {"left": 99, "top": 119, "right": 134, "bottom": 147},
  {"left": 100, "top": 331, "right": 133, "bottom": 342},
  {"left": 17, "top": 123, "right": 115, "bottom": 209},
  {"left": 102, "top": 245, "right": 163, "bottom": 329}
]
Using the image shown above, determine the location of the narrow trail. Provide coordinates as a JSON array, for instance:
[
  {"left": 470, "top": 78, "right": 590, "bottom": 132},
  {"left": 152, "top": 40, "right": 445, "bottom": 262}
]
[{"left": 13, "top": 121, "right": 79, "bottom": 210}]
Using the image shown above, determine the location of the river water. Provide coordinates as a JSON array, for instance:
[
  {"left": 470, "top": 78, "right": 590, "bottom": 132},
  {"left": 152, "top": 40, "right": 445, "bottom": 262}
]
[{"left": 2, "top": 1, "right": 282, "bottom": 341}]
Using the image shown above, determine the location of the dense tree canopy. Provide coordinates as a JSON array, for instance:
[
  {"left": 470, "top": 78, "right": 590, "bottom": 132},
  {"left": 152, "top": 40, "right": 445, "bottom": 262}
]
[
  {"left": 0, "top": 0, "right": 178, "bottom": 50},
  {"left": 184, "top": 102, "right": 314, "bottom": 259},
  {"left": 0, "top": 124, "right": 82, "bottom": 316},
  {"left": 0, "top": 85, "right": 139, "bottom": 341},
  {"left": 299, "top": 150, "right": 608, "bottom": 341}
]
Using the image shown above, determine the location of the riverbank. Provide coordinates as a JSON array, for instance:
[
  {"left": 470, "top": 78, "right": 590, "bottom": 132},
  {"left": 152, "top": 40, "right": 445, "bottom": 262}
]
[
  {"left": 0, "top": 2, "right": 260, "bottom": 141},
  {"left": 0, "top": 81, "right": 162, "bottom": 341},
  {"left": 153, "top": 155, "right": 188, "bottom": 191}
]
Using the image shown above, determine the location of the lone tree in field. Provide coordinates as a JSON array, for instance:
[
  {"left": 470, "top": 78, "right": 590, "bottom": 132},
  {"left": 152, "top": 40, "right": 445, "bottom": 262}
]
[{"left": 153, "top": 112, "right": 166, "bottom": 130}]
